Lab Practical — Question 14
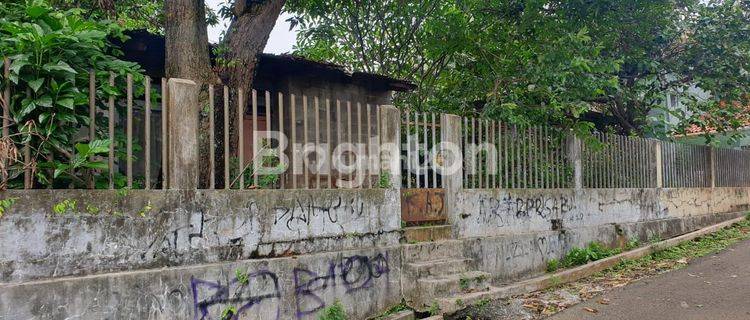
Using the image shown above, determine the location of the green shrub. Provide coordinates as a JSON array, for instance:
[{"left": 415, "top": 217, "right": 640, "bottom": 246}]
[
  {"left": 318, "top": 300, "right": 347, "bottom": 320},
  {"left": 562, "top": 242, "right": 619, "bottom": 267},
  {"left": 546, "top": 259, "right": 560, "bottom": 272},
  {"left": 0, "top": 0, "right": 143, "bottom": 188}
]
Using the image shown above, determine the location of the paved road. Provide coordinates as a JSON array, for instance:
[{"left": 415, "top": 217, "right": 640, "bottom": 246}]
[{"left": 549, "top": 238, "right": 750, "bottom": 320}]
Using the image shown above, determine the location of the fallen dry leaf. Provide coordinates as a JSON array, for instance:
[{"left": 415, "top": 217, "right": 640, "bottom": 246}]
[
  {"left": 584, "top": 307, "right": 599, "bottom": 314},
  {"left": 598, "top": 298, "right": 611, "bottom": 305}
]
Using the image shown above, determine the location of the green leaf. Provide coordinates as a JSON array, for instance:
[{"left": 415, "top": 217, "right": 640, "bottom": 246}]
[
  {"left": 17, "top": 101, "right": 37, "bottom": 119},
  {"left": 26, "top": 5, "right": 50, "bottom": 19},
  {"left": 35, "top": 95, "right": 53, "bottom": 107},
  {"left": 88, "top": 139, "right": 111, "bottom": 154},
  {"left": 28, "top": 78, "right": 44, "bottom": 92},
  {"left": 56, "top": 98, "right": 74, "bottom": 110},
  {"left": 83, "top": 161, "right": 108, "bottom": 170},
  {"left": 75, "top": 143, "right": 90, "bottom": 155},
  {"left": 43, "top": 61, "right": 77, "bottom": 75}
]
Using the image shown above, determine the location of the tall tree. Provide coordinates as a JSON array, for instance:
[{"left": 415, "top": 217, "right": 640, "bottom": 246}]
[
  {"left": 164, "top": 0, "right": 215, "bottom": 85},
  {"left": 289, "top": 0, "right": 750, "bottom": 139},
  {"left": 163, "top": 0, "right": 285, "bottom": 188}
]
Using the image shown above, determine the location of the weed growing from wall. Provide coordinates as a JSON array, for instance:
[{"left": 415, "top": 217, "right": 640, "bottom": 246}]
[{"left": 317, "top": 300, "right": 347, "bottom": 320}]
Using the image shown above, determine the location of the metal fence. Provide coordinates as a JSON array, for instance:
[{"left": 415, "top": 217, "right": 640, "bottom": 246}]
[
  {"left": 206, "top": 86, "right": 383, "bottom": 190},
  {"left": 461, "top": 119, "right": 570, "bottom": 189},
  {"left": 661, "top": 141, "right": 712, "bottom": 188},
  {"left": 401, "top": 111, "right": 442, "bottom": 189},
  {"left": 4, "top": 58, "right": 750, "bottom": 190},
  {"left": 581, "top": 133, "right": 656, "bottom": 188},
  {"left": 715, "top": 147, "right": 750, "bottom": 187}
]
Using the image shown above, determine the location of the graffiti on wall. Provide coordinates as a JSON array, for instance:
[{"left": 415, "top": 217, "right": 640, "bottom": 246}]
[
  {"left": 273, "top": 195, "right": 366, "bottom": 232},
  {"left": 475, "top": 193, "right": 575, "bottom": 226},
  {"left": 190, "top": 252, "right": 390, "bottom": 320},
  {"left": 294, "top": 253, "right": 390, "bottom": 318}
]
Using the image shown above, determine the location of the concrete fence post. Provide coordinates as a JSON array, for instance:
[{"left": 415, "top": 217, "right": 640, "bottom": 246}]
[
  {"left": 653, "top": 140, "right": 663, "bottom": 188},
  {"left": 167, "top": 78, "right": 199, "bottom": 189},
  {"left": 567, "top": 134, "right": 583, "bottom": 189},
  {"left": 379, "top": 105, "right": 401, "bottom": 189},
  {"left": 441, "top": 113, "right": 463, "bottom": 225},
  {"left": 709, "top": 147, "right": 716, "bottom": 188}
]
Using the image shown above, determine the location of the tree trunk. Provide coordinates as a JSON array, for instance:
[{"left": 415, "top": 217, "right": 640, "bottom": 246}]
[
  {"left": 163, "top": 0, "right": 284, "bottom": 188},
  {"left": 222, "top": 0, "right": 286, "bottom": 91},
  {"left": 215, "top": 0, "right": 286, "bottom": 188},
  {"left": 164, "top": 0, "right": 216, "bottom": 83}
]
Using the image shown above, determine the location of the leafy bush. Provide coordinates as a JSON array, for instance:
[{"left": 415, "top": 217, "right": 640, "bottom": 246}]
[
  {"left": 318, "top": 300, "right": 347, "bottom": 320},
  {"left": 0, "top": 0, "right": 143, "bottom": 188},
  {"left": 562, "top": 242, "right": 620, "bottom": 268},
  {"left": 546, "top": 258, "right": 560, "bottom": 273}
]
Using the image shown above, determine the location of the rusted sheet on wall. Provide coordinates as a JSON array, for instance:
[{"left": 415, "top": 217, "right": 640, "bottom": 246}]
[{"left": 401, "top": 188, "right": 446, "bottom": 223}]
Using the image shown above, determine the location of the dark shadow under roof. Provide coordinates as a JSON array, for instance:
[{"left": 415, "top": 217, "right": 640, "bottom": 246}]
[{"left": 116, "top": 30, "right": 415, "bottom": 92}]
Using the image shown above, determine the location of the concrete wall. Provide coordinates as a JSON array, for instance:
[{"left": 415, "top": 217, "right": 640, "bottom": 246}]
[
  {"left": 0, "top": 246, "right": 402, "bottom": 320},
  {"left": 0, "top": 189, "right": 400, "bottom": 284},
  {"left": 454, "top": 187, "right": 749, "bottom": 283},
  {"left": 453, "top": 188, "right": 749, "bottom": 238},
  {"left": 0, "top": 187, "right": 748, "bottom": 319}
]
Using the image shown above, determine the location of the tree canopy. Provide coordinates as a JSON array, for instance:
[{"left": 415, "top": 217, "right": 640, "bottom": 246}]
[{"left": 288, "top": 0, "right": 750, "bottom": 139}]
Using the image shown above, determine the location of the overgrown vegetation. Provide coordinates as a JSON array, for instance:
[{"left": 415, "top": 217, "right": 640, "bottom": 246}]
[
  {"left": 289, "top": 0, "right": 750, "bottom": 141},
  {"left": 561, "top": 241, "right": 621, "bottom": 268},
  {"left": 0, "top": 197, "right": 17, "bottom": 218},
  {"left": 0, "top": 0, "right": 144, "bottom": 189},
  {"left": 372, "top": 302, "right": 410, "bottom": 320},
  {"left": 451, "top": 217, "right": 750, "bottom": 320},
  {"left": 317, "top": 300, "right": 347, "bottom": 320}
]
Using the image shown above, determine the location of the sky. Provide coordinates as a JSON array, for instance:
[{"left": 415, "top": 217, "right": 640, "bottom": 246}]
[{"left": 205, "top": 0, "right": 298, "bottom": 54}]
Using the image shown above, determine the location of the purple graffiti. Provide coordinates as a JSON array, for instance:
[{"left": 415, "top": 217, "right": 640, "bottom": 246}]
[
  {"left": 191, "top": 270, "right": 281, "bottom": 320},
  {"left": 293, "top": 253, "right": 390, "bottom": 318}
]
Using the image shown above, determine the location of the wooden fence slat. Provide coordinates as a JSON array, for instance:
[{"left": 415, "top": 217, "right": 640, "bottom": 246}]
[
  {"left": 161, "top": 78, "right": 168, "bottom": 189},
  {"left": 126, "top": 74, "right": 133, "bottom": 188},
  {"left": 336, "top": 100, "right": 342, "bottom": 188},
  {"left": 2, "top": 58, "right": 9, "bottom": 140},
  {"left": 462, "top": 117, "right": 467, "bottom": 188},
  {"left": 290, "top": 94, "right": 297, "bottom": 189},
  {"left": 315, "top": 97, "right": 321, "bottom": 189},
  {"left": 419, "top": 112, "right": 425, "bottom": 188},
  {"left": 407, "top": 112, "right": 413, "bottom": 188},
  {"left": 223, "top": 86, "right": 230, "bottom": 189},
  {"left": 252, "top": 89, "right": 258, "bottom": 187},
  {"left": 2, "top": 58, "right": 9, "bottom": 187},
  {"left": 367, "top": 104, "right": 373, "bottom": 188},
  {"left": 278, "top": 92, "right": 285, "bottom": 189},
  {"left": 347, "top": 102, "right": 353, "bottom": 187},
  {"left": 88, "top": 70, "right": 96, "bottom": 142},
  {"left": 88, "top": 70, "right": 96, "bottom": 188},
  {"left": 431, "top": 113, "right": 438, "bottom": 188},
  {"left": 358, "top": 102, "right": 363, "bottom": 189},
  {"left": 265, "top": 90, "right": 271, "bottom": 188},
  {"left": 237, "top": 88, "right": 245, "bottom": 190},
  {"left": 326, "top": 99, "right": 332, "bottom": 188},
  {"left": 208, "top": 85, "right": 215, "bottom": 189},
  {"left": 144, "top": 77, "right": 151, "bottom": 189},
  {"left": 376, "top": 105, "right": 382, "bottom": 187},
  {"left": 303, "top": 96, "right": 309, "bottom": 189},
  {"left": 108, "top": 73, "right": 116, "bottom": 189}
]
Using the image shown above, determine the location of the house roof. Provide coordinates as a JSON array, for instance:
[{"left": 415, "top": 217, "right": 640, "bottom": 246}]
[{"left": 116, "top": 30, "right": 415, "bottom": 92}]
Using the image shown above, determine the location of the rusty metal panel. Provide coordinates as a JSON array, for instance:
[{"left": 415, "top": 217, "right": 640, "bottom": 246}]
[{"left": 401, "top": 188, "right": 446, "bottom": 223}]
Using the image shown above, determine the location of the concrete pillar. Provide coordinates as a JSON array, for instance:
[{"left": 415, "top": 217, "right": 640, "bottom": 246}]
[
  {"left": 709, "top": 147, "right": 716, "bottom": 188},
  {"left": 567, "top": 134, "right": 583, "bottom": 189},
  {"left": 167, "top": 78, "right": 199, "bottom": 189},
  {"left": 441, "top": 113, "right": 463, "bottom": 225},
  {"left": 378, "top": 105, "right": 401, "bottom": 189},
  {"left": 653, "top": 140, "right": 663, "bottom": 188}
]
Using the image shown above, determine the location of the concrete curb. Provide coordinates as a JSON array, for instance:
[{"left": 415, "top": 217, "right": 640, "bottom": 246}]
[{"left": 438, "top": 215, "right": 748, "bottom": 315}]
